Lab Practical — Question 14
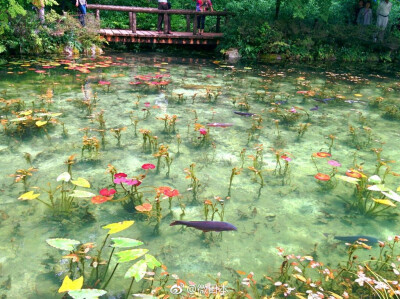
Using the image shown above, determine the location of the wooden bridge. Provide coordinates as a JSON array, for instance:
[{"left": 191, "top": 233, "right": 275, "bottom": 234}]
[{"left": 87, "top": 4, "right": 228, "bottom": 45}]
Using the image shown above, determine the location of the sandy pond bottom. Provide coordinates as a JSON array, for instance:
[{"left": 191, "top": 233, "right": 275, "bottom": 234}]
[{"left": 0, "top": 53, "right": 400, "bottom": 298}]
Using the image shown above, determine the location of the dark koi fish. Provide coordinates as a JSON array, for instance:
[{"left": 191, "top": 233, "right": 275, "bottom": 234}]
[
  {"left": 234, "top": 111, "right": 254, "bottom": 117},
  {"left": 324, "top": 233, "right": 379, "bottom": 245},
  {"left": 170, "top": 220, "right": 237, "bottom": 232},
  {"left": 207, "top": 123, "right": 233, "bottom": 128},
  {"left": 314, "top": 98, "right": 334, "bottom": 104},
  {"left": 310, "top": 105, "right": 319, "bottom": 111}
]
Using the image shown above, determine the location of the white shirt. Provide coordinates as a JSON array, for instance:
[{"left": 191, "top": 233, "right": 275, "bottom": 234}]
[{"left": 377, "top": 1, "right": 392, "bottom": 16}]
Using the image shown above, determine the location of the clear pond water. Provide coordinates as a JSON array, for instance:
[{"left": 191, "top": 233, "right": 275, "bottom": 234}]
[{"left": 1, "top": 53, "right": 400, "bottom": 298}]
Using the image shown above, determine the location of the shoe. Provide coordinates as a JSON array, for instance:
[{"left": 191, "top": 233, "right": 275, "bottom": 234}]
[
  {"left": 157, "top": 30, "right": 162, "bottom": 33},
  {"left": 167, "top": 31, "right": 173, "bottom": 34}
]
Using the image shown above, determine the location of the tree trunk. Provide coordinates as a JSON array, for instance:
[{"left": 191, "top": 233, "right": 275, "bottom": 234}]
[{"left": 275, "top": 0, "right": 281, "bottom": 20}]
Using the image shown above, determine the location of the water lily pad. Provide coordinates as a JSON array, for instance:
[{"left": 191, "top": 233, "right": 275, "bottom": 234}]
[
  {"left": 57, "top": 172, "right": 71, "bottom": 182},
  {"left": 336, "top": 175, "right": 359, "bottom": 184},
  {"left": 367, "top": 184, "right": 389, "bottom": 192},
  {"left": 35, "top": 120, "right": 47, "bottom": 127},
  {"left": 18, "top": 191, "right": 40, "bottom": 200},
  {"left": 46, "top": 238, "right": 80, "bottom": 251},
  {"left": 372, "top": 198, "right": 396, "bottom": 207},
  {"left": 70, "top": 190, "right": 96, "bottom": 198},
  {"left": 368, "top": 175, "right": 382, "bottom": 184},
  {"left": 145, "top": 254, "right": 161, "bottom": 269},
  {"left": 68, "top": 289, "right": 107, "bottom": 299},
  {"left": 102, "top": 221, "right": 134, "bottom": 234},
  {"left": 382, "top": 190, "right": 400, "bottom": 202},
  {"left": 115, "top": 249, "right": 148, "bottom": 263},
  {"left": 58, "top": 276, "right": 83, "bottom": 293},
  {"left": 132, "top": 294, "right": 157, "bottom": 298},
  {"left": 71, "top": 177, "right": 90, "bottom": 188},
  {"left": 124, "top": 259, "right": 147, "bottom": 281},
  {"left": 111, "top": 238, "right": 143, "bottom": 248}
]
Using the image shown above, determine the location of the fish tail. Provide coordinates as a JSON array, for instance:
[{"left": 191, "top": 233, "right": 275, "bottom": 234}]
[
  {"left": 170, "top": 221, "right": 184, "bottom": 226},
  {"left": 323, "top": 233, "right": 330, "bottom": 238}
]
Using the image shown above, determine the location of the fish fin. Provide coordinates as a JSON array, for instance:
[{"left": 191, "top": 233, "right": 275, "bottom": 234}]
[
  {"left": 202, "top": 230, "right": 210, "bottom": 233},
  {"left": 170, "top": 221, "right": 182, "bottom": 226},
  {"left": 323, "top": 233, "right": 330, "bottom": 238}
]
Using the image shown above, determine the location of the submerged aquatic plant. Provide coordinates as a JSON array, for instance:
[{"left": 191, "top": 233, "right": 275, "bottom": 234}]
[
  {"left": 10, "top": 167, "right": 37, "bottom": 191},
  {"left": 81, "top": 135, "right": 100, "bottom": 159},
  {"left": 110, "top": 127, "right": 127, "bottom": 147},
  {"left": 203, "top": 196, "right": 225, "bottom": 221},
  {"left": 157, "top": 114, "right": 177, "bottom": 134},
  {"left": 18, "top": 171, "right": 94, "bottom": 215},
  {"left": 228, "top": 167, "right": 242, "bottom": 196},
  {"left": 46, "top": 220, "right": 162, "bottom": 299},
  {"left": 153, "top": 144, "right": 173, "bottom": 177},
  {"left": 184, "top": 163, "right": 201, "bottom": 201}
]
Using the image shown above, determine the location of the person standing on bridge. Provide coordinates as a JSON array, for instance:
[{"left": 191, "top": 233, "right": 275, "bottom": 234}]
[
  {"left": 196, "top": 0, "right": 213, "bottom": 35},
  {"left": 32, "top": 0, "right": 45, "bottom": 24},
  {"left": 157, "top": 0, "right": 172, "bottom": 34},
  {"left": 76, "top": 0, "right": 87, "bottom": 27}
]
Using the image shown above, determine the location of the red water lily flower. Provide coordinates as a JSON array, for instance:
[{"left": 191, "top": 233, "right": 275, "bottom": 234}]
[
  {"left": 156, "top": 186, "right": 172, "bottom": 194},
  {"left": 91, "top": 195, "right": 112, "bottom": 204},
  {"left": 164, "top": 189, "right": 179, "bottom": 197},
  {"left": 142, "top": 163, "right": 155, "bottom": 170},
  {"left": 99, "top": 80, "right": 111, "bottom": 85},
  {"left": 315, "top": 173, "right": 331, "bottom": 181},
  {"left": 135, "top": 203, "right": 152, "bottom": 212},
  {"left": 114, "top": 172, "right": 127, "bottom": 178},
  {"left": 199, "top": 128, "right": 207, "bottom": 135},
  {"left": 99, "top": 188, "right": 116, "bottom": 197},
  {"left": 346, "top": 170, "right": 363, "bottom": 178},
  {"left": 314, "top": 152, "right": 332, "bottom": 158}
]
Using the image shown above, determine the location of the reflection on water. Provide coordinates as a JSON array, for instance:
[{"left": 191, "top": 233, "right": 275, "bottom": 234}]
[{"left": 0, "top": 53, "right": 400, "bottom": 297}]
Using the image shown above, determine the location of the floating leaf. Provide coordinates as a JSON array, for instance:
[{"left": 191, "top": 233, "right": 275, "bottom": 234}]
[
  {"left": 20, "top": 110, "right": 32, "bottom": 116},
  {"left": 382, "top": 190, "right": 400, "bottom": 202},
  {"left": 111, "top": 237, "right": 143, "bottom": 248},
  {"left": 398, "top": 186, "right": 400, "bottom": 192},
  {"left": 336, "top": 175, "right": 359, "bottom": 184},
  {"left": 68, "top": 289, "right": 107, "bottom": 299},
  {"left": 35, "top": 120, "right": 47, "bottom": 127},
  {"left": 145, "top": 254, "right": 161, "bottom": 269},
  {"left": 115, "top": 249, "right": 148, "bottom": 263},
  {"left": 328, "top": 292, "right": 343, "bottom": 299},
  {"left": 354, "top": 94, "right": 363, "bottom": 97},
  {"left": 58, "top": 276, "right": 83, "bottom": 293},
  {"left": 70, "top": 190, "right": 96, "bottom": 198},
  {"left": 372, "top": 198, "right": 396, "bottom": 207},
  {"left": 71, "top": 177, "right": 90, "bottom": 188},
  {"left": 18, "top": 191, "right": 40, "bottom": 200},
  {"left": 368, "top": 175, "right": 382, "bottom": 184},
  {"left": 292, "top": 274, "right": 307, "bottom": 282},
  {"left": 367, "top": 184, "right": 389, "bottom": 192},
  {"left": 47, "top": 238, "right": 80, "bottom": 251},
  {"left": 57, "top": 172, "right": 71, "bottom": 182},
  {"left": 102, "top": 221, "right": 134, "bottom": 234},
  {"left": 132, "top": 294, "right": 157, "bottom": 299},
  {"left": 125, "top": 259, "right": 147, "bottom": 281}
]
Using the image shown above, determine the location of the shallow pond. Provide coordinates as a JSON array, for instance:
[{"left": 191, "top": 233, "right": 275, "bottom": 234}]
[{"left": 1, "top": 53, "right": 400, "bottom": 298}]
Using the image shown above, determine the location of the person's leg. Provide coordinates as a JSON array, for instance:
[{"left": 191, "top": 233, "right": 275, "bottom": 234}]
[
  {"left": 157, "top": 3, "right": 164, "bottom": 32},
  {"left": 197, "top": 15, "right": 201, "bottom": 34},
  {"left": 201, "top": 15, "right": 205, "bottom": 33},
  {"left": 38, "top": 7, "right": 45, "bottom": 24}
]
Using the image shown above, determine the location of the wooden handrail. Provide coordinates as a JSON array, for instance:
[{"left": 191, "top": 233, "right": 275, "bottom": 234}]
[
  {"left": 87, "top": 4, "right": 229, "bottom": 35},
  {"left": 86, "top": 4, "right": 228, "bottom": 16}
]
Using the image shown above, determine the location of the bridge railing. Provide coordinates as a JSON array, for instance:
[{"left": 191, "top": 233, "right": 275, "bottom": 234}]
[{"left": 86, "top": 4, "right": 228, "bottom": 35}]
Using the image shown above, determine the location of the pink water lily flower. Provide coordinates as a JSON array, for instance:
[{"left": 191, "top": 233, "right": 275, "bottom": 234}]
[
  {"left": 281, "top": 155, "right": 292, "bottom": 162},
  {"left": 328, "top": 160, "right": 341, "bottom": 167},
  {"left": 99, "top": 80, "right": 111, "bottom": 85},
  {"left": 114, "top": 173, "right": 127, "bottom": 178},
  {"left": 199, "top": 128, "right": 207, "bottom": 135},
  {"left": 142, "top": 163, "right": 155, "bottom": 170},
  {"left": 114, "top": 177, "right": 128, "bottom": 184},
  {"left": 289, "top": 107, "right": 297, "bottom": 113},
  {"left": 144, "top": 102, "right": 151, "bottom": 107},
  {"left": 125, "top": 179, "right": 141, "bottom": 186}
]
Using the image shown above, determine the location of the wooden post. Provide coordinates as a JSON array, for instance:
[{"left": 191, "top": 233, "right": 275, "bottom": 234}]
[
  {"left": 129, "top": 12, "right": 133, "bottom": 31},
  {"left": 132, "top": 12, "right": 137, "bottom": 33},
  {"left": 95, "top": 9, "right": 100, "bottom": 20},
  {"left": 164, "top": 13, "right": 169, "bottom": 34},
  {"left": 193, "top": 14, "right": 197, "bottom": 35},
  {"left": 216, "top": 15, "right": 220, "bottom": 33},
  {"left": 186, "top": 15, "right": 190, "bottom": 32}
]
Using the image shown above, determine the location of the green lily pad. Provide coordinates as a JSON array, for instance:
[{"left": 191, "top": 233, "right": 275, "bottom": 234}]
[
  {"left": 46, "top": 238, "right": 80, "bottom": 251},
  {"left": 124, "top": 259, "right": 147, "bottom": 281},
  {"left": 110, "top": 238, "right": 143, "bottom": 248},
  {"left": 68, "top": 289, "right": 107, "bottom": 299},
  {"left": 336, "top": 175, "right": 359, "bottom": 184},
  {"left": 115, "top": 249, "right": 148, "bottom": 263},
  {"left": 70, "top": 190, "right": 96, "bottom": 198},
  {"left": 382, "top": 190, "right": 400, "bottom": 202},
  {"left": 144, "top": 254, "right": 161, "bottom": 269}
]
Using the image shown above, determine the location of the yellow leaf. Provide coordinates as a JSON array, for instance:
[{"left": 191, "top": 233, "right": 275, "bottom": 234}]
[
  {"left": 372, "top": 198, "right": 396, "bottom": 207},
  {"left": 295, "top": 294, "right": 307, "bottom": 299},
  {"left": 397, "top": 186, "right": 400, "bottom": 192},
  {"left": 293, "top": 274, "right": 307, "bottom": 282},
  {"left": 20, "top": 110, "right": 32, "bottom": 116},
  {"left": 18, "top": 191, "right": 40, "bottom": 200},
  {"left": 58, "top": 276, "right": 83, "bottom": 293},
  {"left": 71, "top": 177, "right": 90, "bottom": 188},
  {"left": 354, "top": 94, "right": 363, "bottom": 97},
  {"left": 328, "top": 292, "right": 343, "bottom": 299},
  {"left": 103, "top": 221, "right": 134, "bottom": 234},
  {"left": 36, "top": 120, "right": 47, "bottom": 127}
]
